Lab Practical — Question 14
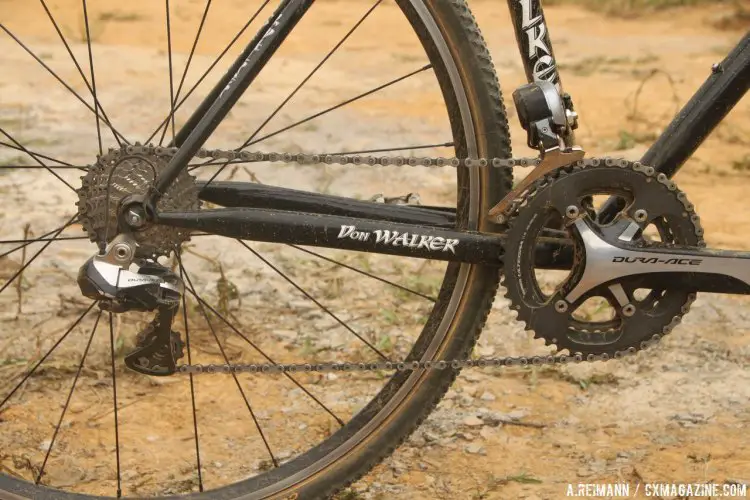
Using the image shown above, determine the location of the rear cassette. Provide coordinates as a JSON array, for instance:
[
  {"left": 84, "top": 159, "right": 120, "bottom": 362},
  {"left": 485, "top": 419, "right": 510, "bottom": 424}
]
[{"left": 76, "top": 146, "right": 200, "bottom": 259}]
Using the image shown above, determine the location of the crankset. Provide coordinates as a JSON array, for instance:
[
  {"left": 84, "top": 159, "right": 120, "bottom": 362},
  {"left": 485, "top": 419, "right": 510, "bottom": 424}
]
[{"left": 501, "top": 158, "right": 704, "bottom": 356}]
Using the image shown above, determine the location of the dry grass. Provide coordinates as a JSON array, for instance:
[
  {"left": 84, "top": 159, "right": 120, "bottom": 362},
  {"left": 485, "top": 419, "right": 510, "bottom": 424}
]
[{"left": 545, "top": 0, "right": 749, "bottom": 28}]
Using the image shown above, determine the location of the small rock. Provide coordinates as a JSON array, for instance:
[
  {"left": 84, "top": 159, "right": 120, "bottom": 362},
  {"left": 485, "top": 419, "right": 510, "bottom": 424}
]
[
  {"left": 617, "top": 451, "right": 631, "bottom": 459},
  {"left": 670, "top": 412, "right": 711, "bottom": 425},
  {"left": 479, "top": 427, "right": 496, "bottom": 440},
  {"left": 423, "top": 431, "right": 439, "bottom": 443},
  {"left": 463, "top": 415, "right": 484, "bottom": 427},
  {"left": 39, "top": 440, "right": 52, "bottom": 452},
  {"left": 506, "top": 410, "right": 528, "bottom": 420},
  {"left": 146, "top": 435, "right": 158, "bottom": 442},
  {"left": 273, "top": 329, "right": 298, "bottom": 340},
  {"left": 213, "top": 461, "right": 223, "bottom": 468},
  {"left": 458, "top": 394, "right": 474, "bottom": 406},
  {"left": 465, "top": 444, "right": 486, "bottom": 455},
  {"left": 456, "top": 432, "right": 474, "bottom": 441},
  {"left": 122, "top": 470, "right": 138, "bottom": 480},
  {"left": 409, "top": 434, "right": 426, "bottom": 446},
  {"left": 577, "top": 467, "right": 592, "bottom": 477},
  {"left": 480, "top": 391, "right": 496, "bottom": 401},
  {"left": 477, "top": 345, "right": 495, "bottom": 357}
]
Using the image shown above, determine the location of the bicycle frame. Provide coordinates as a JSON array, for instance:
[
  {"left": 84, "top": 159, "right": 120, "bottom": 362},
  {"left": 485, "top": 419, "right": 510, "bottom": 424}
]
[{"left": 151, "top": 0, "right": 750, "bottom": 270}]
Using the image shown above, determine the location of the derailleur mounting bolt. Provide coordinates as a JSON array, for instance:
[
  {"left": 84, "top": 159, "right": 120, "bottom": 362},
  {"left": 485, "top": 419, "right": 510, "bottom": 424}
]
[
  {"left": 112, "top": 242, "right": 134, "bottom": 263},
  {"left": 126, "top": 208, "right": 145, "bottom": 228},
  {"left": 622, "top": 304, "right": 636, "bottom": 317},
  {"left": 565, "top": 205, "right": 579, "bottom": 219},
  {"left": 634, "top": 209, "right": 648, "bottom": 223},
  {"left": 555, "top": 300, "right": 569, "bottom": 313}
]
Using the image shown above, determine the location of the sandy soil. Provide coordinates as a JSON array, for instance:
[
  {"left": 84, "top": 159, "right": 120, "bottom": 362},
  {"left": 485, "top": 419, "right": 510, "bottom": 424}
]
[{"left": 0, "top": 1, "right": 748, "bottom": 499}]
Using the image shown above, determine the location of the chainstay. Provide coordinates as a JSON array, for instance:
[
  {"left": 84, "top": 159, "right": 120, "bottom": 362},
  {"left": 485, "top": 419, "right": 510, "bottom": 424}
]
[{"left": 110, "top": 146, "right": 694, "bottom": 375}]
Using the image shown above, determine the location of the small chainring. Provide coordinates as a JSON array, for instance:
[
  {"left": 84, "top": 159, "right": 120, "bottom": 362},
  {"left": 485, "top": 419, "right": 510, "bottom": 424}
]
[
  {"left": 76, "top": 146, "right": 200, "bottom": 258},
  {"left": 501, "top": 159, "right": 704, "bottom": 356}
]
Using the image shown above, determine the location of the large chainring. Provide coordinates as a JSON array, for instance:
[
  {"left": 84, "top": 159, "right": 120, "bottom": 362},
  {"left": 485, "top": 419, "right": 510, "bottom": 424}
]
[
  {"left": 501, "top": 159, "right": 704, "bottom": 356},
  {"left": 76, "top": 147, "right": 200, "bottom": 258}
]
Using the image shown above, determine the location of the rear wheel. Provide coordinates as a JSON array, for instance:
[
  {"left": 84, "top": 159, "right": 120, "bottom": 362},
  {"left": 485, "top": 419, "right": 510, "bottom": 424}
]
[{"left": 0, "top": 1, "right": 511, "bottom": 498}]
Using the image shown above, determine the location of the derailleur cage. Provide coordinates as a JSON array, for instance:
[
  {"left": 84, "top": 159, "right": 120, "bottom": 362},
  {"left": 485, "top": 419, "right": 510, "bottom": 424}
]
[{"left": 77, "top": 234, "right": 186, "bottom": 375}]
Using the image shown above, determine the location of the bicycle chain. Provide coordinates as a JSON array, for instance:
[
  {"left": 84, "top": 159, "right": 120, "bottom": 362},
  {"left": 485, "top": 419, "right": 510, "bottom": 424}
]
[{"left": 110, "top": 144, "right": 697, "bottom": 376}]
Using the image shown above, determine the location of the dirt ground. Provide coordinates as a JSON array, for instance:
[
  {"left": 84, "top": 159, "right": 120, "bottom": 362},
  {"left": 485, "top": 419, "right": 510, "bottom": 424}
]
[{"left": 0, "top": 1, "right": 748, "bottom": 499}]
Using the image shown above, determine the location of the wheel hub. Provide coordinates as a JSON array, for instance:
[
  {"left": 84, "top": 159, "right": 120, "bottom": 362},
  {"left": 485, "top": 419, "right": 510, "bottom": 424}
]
[{"left": 76, "top": 145, "right": 200, "bottom": 258}]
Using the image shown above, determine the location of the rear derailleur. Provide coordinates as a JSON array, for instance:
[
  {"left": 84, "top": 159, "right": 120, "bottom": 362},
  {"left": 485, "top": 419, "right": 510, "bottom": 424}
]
[{"left": 77, "top": 234, "right": 185, "bottom": 376}]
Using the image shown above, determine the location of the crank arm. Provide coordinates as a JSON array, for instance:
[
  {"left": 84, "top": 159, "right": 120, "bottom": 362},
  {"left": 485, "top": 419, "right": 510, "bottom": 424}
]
[
  {"left": 156, "top": 208, "right": 573, "bottom": 269},
  {"left": 566, "top": 218, "right": 750, "bottom": 302}
]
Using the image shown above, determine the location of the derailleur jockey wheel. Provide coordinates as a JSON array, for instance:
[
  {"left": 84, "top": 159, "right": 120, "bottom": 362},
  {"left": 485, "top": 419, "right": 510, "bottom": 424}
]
[{"left": 501, "top": 159, "right": 705, "bottom": 356}]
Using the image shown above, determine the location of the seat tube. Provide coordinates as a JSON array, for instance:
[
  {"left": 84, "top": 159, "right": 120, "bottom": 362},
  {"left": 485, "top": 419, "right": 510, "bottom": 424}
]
[
  {"left": 506, "top": 0, "right": 563, "bottom": 89},
  {"left": 506, "top": 0, "right": 576, "bottom": 145}
]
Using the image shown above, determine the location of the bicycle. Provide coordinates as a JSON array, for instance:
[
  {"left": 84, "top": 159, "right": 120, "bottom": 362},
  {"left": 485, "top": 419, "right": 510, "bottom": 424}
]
[{"left": 0, "top": 0, "right": 747, "bottom": 498}]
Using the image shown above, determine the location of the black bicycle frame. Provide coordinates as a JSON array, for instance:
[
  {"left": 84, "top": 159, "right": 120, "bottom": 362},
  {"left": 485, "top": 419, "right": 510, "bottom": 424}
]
[{"left": 150, "top": 0, "right": 750, "bottom": 269}]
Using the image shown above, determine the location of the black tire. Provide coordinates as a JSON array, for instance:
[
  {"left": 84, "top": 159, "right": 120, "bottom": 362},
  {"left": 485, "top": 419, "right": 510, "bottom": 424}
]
[{"left": 0, "top": 1, "right": 512, "bottom": 499}]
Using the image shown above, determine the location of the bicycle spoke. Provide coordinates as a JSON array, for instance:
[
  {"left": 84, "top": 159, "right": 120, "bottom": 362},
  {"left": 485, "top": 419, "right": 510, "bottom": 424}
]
[
  {"left": 163, "top": 0, "right": 177, "bottom": 146},
  {"left": 0, "top": 127, "right": 76, "bottom": 192},
  {"left": 186, "top": 289, "right": 345, "bottom": 427},
  {"left": 242, "top": 0, "right": 383, "bottom": 149},
  {"left": 0, "top": 236, "right": 85, "bottom": 245},
  {"left": 36, "top": 310, "right": 102, "bottom": 485},
  {"left": 177, "top": 254, "right": 279, "bottom": 468},
  {"left": 107, "top": 312, "right": 123, "bottom": 499},
  {"left": 0, "top": 215, "right": 78, "bottom": 296},
  {"left": 0, "top": 302, "right": 96, "bottom": 412},
  {"left": 247, "top": 64, "right": 433, "bottom": 148},
  {"left": 0, "top": 220, "right": 78, "bottom": 259},
  {"left": 39, "top": 0, "right": 121, "bottom": 147},
  {"left": 237, "top": 240, "right": 390, "bottom": 361},
  {"left": 81, "top": 0, "right": 103, "bottom": 156},
  {"left": 157, "top": 0, "right": 214, "bottom": 147},
  {"left": 0, "top": 24, "right": 129, "bottom": 145},
  {"left": 177, "top": 250, "right": 204, "bottom": 493},
  {"left": 0, "top": 165, "right": 86, "bottom": 171},
  {"left": 145, "top": 0, "right": 272, "bottom": 145},
  {"left": 0, "top": 141, "right": 77, "bottom": 168},
  {"left": 201, "top": 0, "right": 384, "bottom": 190},
  {"left": 289, "top": 245, "right": 437, "bottom": 302},
  {"left": 328, "top": 142, "right": 455, "bottom": 156}
]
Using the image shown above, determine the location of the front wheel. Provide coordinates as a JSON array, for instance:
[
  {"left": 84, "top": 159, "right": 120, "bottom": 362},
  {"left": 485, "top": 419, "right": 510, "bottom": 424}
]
[{"left": 0, "top": 1, "right": 511, "bottom": 498}]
